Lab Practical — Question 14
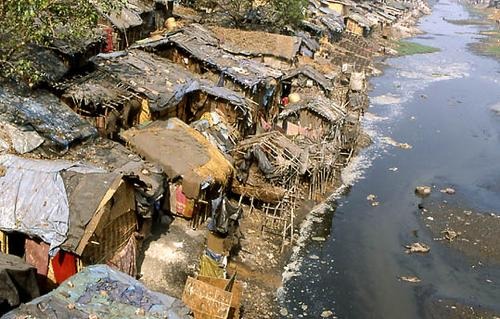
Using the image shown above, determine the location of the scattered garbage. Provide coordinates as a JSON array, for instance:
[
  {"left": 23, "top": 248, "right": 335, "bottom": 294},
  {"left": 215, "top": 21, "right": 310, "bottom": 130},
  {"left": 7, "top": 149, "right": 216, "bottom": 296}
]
[
  {"left": 398, "top": 276, "right": 421, "bottom": 283},
  {"left": 321, "top": 310, "right": 334, "bottom": 317},
  {"left": 388, "top": 167, "right": 399, "bottom": 172},
  {"left": 415, "top": 186, "right": 432, "bottom": 197},
  {"left": 367, "top": 194, "right": 377, "bottom": 201},
  {"left": 405, "top": 242, "right": 430, "bottom": 254},
  {"left": 442, "top": 229, "right": 460, "bottom": 241},
  {"left": 280, "top": 307, "right": 289, "bottom": 316}
]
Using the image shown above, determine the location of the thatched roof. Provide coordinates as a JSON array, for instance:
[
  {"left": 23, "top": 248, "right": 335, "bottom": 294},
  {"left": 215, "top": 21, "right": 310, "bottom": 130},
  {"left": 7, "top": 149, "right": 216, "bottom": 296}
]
[
  {"left": 121, "top": 118, "right": 233, "bottom": 198},
  {"left": 210, "top": 26, "right": 302, "bottom": 61}
]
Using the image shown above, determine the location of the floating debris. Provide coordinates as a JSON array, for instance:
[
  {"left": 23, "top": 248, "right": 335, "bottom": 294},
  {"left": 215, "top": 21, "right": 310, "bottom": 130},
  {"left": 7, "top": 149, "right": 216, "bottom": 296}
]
[
  {"left": 415, "top": 186, "right": 432, "bottom": 197},
  {"left": 321, "top": 310, "right": 334, "bottom": 318},
  {"left": 399, "top": 276, "right": 421, "bottom": 283},
  {"left": 405, "top": 242, "right": 430, "bottom": 254},
  {"left": 381, "top": 137, "right": 413, "bottom": 149},
  {"left": 440, "top": 187, "right": 456, "bottom": 195},
  {"left": 399, "top": 143, "right": 413, "bottom": 149},
  {"left": 442, "top": 229, "right": 460, "bottom": 241},
  {"left": 367, "top": 194, "right": 377, "bottom": 201}
]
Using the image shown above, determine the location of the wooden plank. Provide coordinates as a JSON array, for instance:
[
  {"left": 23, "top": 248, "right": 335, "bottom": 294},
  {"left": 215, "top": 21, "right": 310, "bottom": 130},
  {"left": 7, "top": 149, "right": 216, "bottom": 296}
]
[{"left": 182, "top": 277, "right": 232, "bottom": 319}]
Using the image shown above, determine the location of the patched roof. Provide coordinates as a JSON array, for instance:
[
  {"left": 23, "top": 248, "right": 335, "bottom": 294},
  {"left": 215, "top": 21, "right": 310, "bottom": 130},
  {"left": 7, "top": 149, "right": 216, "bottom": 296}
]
[
  {"left": 132, "top": 24, "right": 283, "bottom": 88},
  {"left": 62, "top": 50, "right": 251, "bottom": 119}
]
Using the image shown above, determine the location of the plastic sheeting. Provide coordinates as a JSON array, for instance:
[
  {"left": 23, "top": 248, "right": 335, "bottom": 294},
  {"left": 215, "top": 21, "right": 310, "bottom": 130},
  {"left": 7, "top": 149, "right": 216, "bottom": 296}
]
[
  {"left": 3, "top": 265, "right": 191, "bottom": 319},
  {"left": 0, "top": 121, "right": 44, "bottom": 154},
  {"left": 209, "top": 196, "right": 241, "bottom": 235},
  {"left": 0, "top": 253, "right": 40, "bottom": 311},
  {"left": 0, "top": 86, "right": 97, "bottom": 149},
  {"left": 0, "top": 155, "right": 104, "bottom": 254}
]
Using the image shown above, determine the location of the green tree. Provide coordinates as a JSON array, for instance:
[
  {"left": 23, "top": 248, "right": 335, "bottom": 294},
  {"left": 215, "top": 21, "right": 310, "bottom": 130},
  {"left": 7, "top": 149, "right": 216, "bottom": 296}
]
[
  {"left": 193, "top": 0, "right": 307, "bottom": 29},
  {"left": 0, "top": 0, "right": 122, "bottom": 84},
  {"left": 266, "top": 0, "right": 307, "bottom": 27}
]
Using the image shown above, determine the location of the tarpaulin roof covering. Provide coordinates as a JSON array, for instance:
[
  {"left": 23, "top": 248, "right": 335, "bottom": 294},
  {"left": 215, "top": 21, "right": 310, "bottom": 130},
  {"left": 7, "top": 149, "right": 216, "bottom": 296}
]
[
  {"left": 121, "top": 118, "right": 233, "bottom": 198},
  {"left": 3, "top": 265, "right": 191, "bottom": 319},
  {"left": 279, "top": 95, "right": 346, "bottom": 123},
  {"left": 0, "top": 253, "right": 40, "bottom": 310},
  {"left": 0, "top": 155, "right": 107, "bottom": 254},
  {"left": 84, "top": 50, "right": 250, "bottom": 114},
  {"left": 132, "top": 24, "right": 283, "bottom": 88},
  {"left": 0, "top": 86, "right": 97, "bottom": 149}
]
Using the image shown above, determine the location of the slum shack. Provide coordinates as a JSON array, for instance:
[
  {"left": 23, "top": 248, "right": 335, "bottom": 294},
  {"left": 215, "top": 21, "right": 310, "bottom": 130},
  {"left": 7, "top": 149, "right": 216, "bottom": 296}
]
[
  {"left": 0, "top": 253, "right": 40, "bottom": 315},
  {"left": 232, "top": 131, "right": 308, "bottom": 203},
  {"left": 301, "top": 8, "right": 345, "bottom": 43},
  {"left": 99, "top": 0, "right": 172, "bottom": 51},
  {"left": 3, "top": 264, "right": 191, "bottom": 319},
  {"left": 132, "top": 24, "right": 282, "bottom": 123},
  {"left": 60, "top": 49, "right": 253, "bottom": 138},
  {"left": 279, "top": 65, "right": 334, "bottom": 101},
  {"left": 121, "top": 118, "right": 233, "bottom": 227},
  {"left": 0, "top": 86, "right": 97, "bottom": 153},
  {"left": 57, "top": 138, "right": 165, "bottom": 241},
  {"left": 345, "top": 12, "right": 375, "bottom": 37},
  {"left": 0, "top": 154, "right": 140, "bottom": 286},
  {"left": 278, "top": 95, "right": 346, "bottom": 142}
]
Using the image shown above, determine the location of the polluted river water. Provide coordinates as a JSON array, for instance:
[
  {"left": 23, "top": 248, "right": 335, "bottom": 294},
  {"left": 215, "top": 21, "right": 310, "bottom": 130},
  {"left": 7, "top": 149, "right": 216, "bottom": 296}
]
[{"left": 282, "top": 0, "right": 500, "bottom": 318}]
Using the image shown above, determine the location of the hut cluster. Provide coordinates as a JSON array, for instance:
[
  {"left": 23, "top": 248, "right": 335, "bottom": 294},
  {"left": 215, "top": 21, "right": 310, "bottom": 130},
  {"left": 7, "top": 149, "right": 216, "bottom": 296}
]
[{"left": 0, "top": 0, "right": 429, "bottom": 317}]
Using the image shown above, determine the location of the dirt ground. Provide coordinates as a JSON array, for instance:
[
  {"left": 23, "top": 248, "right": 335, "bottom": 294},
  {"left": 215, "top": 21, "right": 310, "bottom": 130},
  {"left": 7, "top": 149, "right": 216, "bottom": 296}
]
[
  {"left": 138, "top": 216, "right": 207, "bottom": 299},
  {"left": 464, "top": 5, "right": 500, "bottom": 59}
]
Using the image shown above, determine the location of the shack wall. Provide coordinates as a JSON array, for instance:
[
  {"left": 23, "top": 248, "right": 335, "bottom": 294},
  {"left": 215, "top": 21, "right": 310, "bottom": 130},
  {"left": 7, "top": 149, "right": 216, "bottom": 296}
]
[
  {"left": 80, "top": 182, "right": 137, "bottom": 266},
  {"left": 346, "top": 19, "right": 364, "bottom": 36}
]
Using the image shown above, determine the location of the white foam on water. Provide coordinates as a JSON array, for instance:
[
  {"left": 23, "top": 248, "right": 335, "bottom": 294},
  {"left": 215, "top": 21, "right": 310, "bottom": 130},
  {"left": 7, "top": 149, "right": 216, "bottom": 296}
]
[
  {"left": 371, "top": 94, "right": 403, "bottom": 106},
  {"left": 490, "top": 102, "right": 500, "bottom": 114}
]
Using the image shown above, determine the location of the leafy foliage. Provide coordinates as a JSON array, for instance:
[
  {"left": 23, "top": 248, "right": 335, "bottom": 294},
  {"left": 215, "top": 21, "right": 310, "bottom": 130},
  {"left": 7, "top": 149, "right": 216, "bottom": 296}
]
[
  {"left": 194, "top": 0, "right": 307, "bottom": 30},
  {"left": 0, "top": 0, "right": 122, "bottom": 84},
  {"left": 268, "top": 0, "right": 308, "bottom": 27}
]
